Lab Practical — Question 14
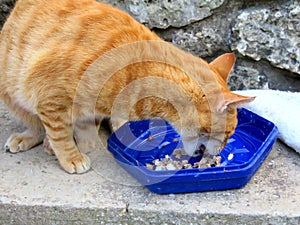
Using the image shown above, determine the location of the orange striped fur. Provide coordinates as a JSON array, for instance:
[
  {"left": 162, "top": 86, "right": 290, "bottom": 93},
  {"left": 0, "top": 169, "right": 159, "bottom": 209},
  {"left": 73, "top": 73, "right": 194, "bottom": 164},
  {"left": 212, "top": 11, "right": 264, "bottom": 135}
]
[{"left": 0, "top": 0, "right": 254, "bottom": 173}]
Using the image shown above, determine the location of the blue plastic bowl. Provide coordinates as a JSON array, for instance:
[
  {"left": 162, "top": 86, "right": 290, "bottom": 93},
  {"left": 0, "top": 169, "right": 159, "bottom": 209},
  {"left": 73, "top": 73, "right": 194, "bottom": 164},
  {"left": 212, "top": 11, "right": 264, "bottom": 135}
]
[{"left": 107, "top": 108, "right": 278, "bottom": 194}]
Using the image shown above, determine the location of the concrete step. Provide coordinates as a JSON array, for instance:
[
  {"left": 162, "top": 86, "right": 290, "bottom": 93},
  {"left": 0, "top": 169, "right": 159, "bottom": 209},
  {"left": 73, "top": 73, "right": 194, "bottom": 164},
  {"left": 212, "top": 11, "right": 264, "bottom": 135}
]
[{"left": 0, "top": 102, "right": 299, "bottom": 224}]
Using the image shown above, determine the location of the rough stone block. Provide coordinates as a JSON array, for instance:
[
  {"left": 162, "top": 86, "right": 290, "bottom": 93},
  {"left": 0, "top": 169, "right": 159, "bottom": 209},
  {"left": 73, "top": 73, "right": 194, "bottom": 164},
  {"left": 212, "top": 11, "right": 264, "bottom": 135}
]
[
  {"left": 231, "top": 1, "right": 300, "bottom": 75},
  {"left": 101, "top": 0, "right": 224, "bottom": 29}
]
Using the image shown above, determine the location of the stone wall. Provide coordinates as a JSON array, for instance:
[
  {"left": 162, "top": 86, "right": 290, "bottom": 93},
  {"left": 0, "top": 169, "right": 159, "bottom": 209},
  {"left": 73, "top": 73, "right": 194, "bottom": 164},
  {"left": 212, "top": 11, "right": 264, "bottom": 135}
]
[
  {"left": 1, "top": 0, "right": 299, "bottom": 91},
  {"left": 0, "top": 0, "right": 16, "bottom": 28}
]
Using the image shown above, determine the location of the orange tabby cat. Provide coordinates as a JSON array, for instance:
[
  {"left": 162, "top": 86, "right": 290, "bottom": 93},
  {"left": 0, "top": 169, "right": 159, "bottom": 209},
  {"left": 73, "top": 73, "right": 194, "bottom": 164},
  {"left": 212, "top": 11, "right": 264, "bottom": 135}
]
[{"left": 0, "top": 0, "right": 254, "bottom": 173}]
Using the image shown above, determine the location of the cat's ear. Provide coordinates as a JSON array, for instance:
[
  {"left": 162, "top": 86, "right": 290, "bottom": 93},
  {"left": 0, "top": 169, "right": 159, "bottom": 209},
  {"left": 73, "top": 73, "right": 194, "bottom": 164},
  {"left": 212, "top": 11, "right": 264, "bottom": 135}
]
[
  {"left": 209, "top": 53, "right": 235, "bottom": 81},
  {"left": 218, "top": 92, "right": 255, "bottom": 113}
]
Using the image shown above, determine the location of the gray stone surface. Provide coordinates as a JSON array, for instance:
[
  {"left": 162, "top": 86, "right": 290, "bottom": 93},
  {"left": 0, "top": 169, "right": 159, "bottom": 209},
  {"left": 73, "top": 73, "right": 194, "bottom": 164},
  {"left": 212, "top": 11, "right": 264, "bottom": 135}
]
[
  {"left": 229, "top": 64, "right": 268, "bottom": 90},
  {"left": 0, "top": 101, "right": 300, "bottom": 224},
  {"left": 101, "top": 0, "right": 224, "bottom": 29},
  {"left": 231, "top": 0, "right": 300, "bottom": 75},
  {"left": 157, "top": 1, "right": 241, "bottom": 57},
  {"left": 0, "top": 0, "right": 16, "bottom": 28},
  {"left": 136, "top": 0, "right": 300, "bottom": 91},
  {"left": 229, "top": 56, "right": 300, "bottom": 91}
]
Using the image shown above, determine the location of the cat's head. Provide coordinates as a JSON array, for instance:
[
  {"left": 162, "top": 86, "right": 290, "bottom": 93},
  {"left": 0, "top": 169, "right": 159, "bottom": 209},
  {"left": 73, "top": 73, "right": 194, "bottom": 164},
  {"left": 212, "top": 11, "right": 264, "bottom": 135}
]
[{"left": 176, "top": 53, "right": 255, "bottom": 156}]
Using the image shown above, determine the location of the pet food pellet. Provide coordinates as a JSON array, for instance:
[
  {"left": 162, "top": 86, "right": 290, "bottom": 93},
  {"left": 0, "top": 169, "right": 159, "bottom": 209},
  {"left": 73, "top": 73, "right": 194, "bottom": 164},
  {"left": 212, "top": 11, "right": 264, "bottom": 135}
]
[
  {"left": 166, "top": 163, "right": 177, "bottom": 170},
  {"left": 214, "top": 156, "right": 222, "bottom": 166},
  {"left": 227, "top": 153, "right": 234, "bottom": 161},
  {"left": 148, "top": 135, "right": 154, "bottom": 141},
  {"left": 145, "top": 148, "right": 222, "bottom": 171},
  {"left": 153, "top": 159, "right": 160, "bottom": 166},
  {"left": 155, "top": 165, "right": 166, "bottom": 171},
  {"left": 146, "top": 163, "right": 155, "bottom": 170},
  {"left": 183, "top": 163, "right": 193, "bottom": 169},
  {"left": 173, "top": 148, "right": 186, "bottom": 159}
]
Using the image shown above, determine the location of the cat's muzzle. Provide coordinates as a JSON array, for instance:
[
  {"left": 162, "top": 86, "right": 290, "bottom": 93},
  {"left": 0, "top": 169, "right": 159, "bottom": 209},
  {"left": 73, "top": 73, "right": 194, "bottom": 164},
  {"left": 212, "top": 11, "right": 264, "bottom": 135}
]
[{"left": 182, "top": 136, "right": 223, "bottom": 157}]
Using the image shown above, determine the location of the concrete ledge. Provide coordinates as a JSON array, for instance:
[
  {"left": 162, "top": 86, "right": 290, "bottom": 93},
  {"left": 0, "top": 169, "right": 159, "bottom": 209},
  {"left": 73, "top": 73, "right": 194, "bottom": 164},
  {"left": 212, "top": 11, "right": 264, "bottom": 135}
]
[{"left": 0, "top": 102, "right": 299, "bottom": 224}]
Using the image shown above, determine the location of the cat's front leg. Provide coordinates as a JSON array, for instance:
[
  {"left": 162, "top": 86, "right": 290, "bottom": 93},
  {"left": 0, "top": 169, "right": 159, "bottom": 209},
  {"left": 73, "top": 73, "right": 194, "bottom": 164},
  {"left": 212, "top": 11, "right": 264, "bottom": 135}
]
[
  {"left": 45, "top": 125, "right": 90, "bottom": 174},
  {"left": 38, "top": 110, "right": 91, "bottom": 174},
  {"left": 73, "top": 118, "right": 102, "bottom": 153},
  {"left": 42, "top": 118, "right": 102, "bottom": 156}
]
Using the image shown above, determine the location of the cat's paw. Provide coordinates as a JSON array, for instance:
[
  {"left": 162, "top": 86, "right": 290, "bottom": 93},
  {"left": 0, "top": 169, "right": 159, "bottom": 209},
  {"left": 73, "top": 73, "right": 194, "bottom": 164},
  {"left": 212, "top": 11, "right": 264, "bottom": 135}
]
[
  {"left": 60, "top": 153, "right": 91, "bottom": 174},
  {"left": 4, "top": 132, "right": 42, "bottom": 153}
]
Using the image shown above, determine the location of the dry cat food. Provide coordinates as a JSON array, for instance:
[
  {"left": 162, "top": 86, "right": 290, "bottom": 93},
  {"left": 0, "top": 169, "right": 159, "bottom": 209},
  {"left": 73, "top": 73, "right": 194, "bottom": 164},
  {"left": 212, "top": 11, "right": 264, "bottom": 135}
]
[{"left": 146, "top": 148, "right": 222, "bottom": 171}]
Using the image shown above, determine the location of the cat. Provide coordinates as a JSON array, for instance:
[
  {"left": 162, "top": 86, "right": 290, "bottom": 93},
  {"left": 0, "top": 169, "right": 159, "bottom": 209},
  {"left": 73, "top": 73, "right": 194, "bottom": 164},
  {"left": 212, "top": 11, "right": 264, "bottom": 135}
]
[{"left": 0, "top": 0, "right": 254, "bottom": 174}]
